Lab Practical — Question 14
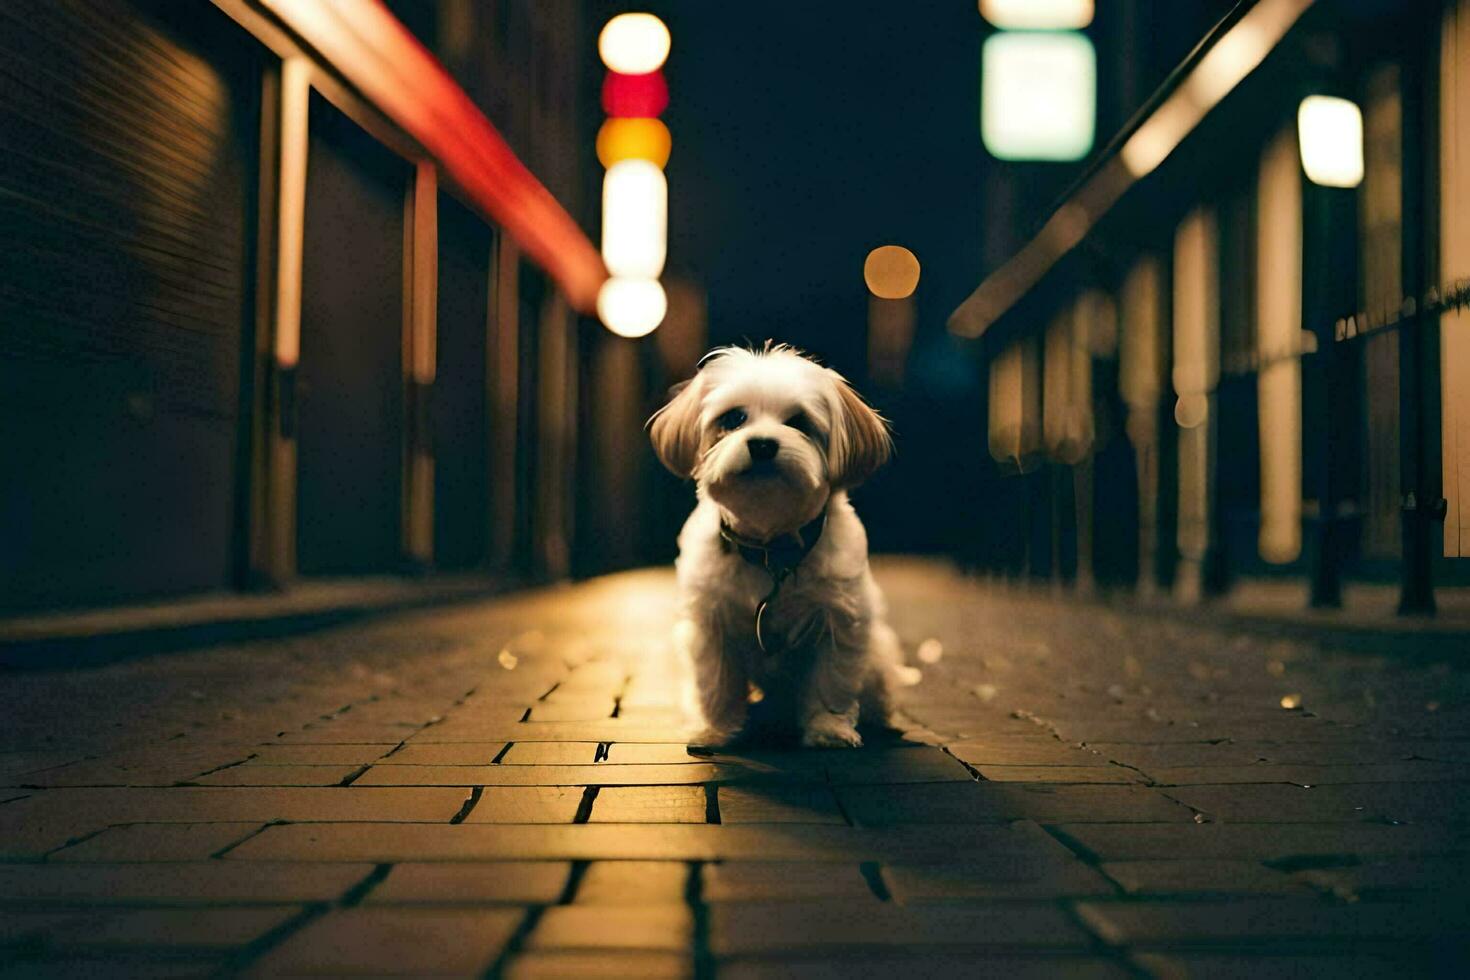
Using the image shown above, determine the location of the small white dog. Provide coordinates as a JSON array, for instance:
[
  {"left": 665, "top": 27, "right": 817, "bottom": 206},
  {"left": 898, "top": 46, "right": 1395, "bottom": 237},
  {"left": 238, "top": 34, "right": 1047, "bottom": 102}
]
[{"left": 649, "top": 344, "right": 904, "bottom": 748}]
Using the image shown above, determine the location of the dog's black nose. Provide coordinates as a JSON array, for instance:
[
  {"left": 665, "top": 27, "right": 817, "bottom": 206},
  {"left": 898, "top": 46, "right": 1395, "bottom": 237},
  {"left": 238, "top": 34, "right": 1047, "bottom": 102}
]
[{"left": 747, "top": 437, "right": 779, "bottom": 461}]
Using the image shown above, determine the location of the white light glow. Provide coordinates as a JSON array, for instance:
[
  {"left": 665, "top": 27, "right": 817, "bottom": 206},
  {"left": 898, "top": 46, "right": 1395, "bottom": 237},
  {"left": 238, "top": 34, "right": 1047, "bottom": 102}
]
[
  {"left": 981, "top": 32, "right": 1096, "bottom": 162},
  {"left": 598, "top": 277, "right": 667, "bottom": 338},
  {"left": 601, "top": 159, "right": 667, "bottom": 279},
  {"left": 1121, "top": 0, "right": 1315, "bottom": 179},
  {"left": 979, "top": 0, "right": 1093, "bottom": 29},
  {"left": 598, "top": 13, "right": 670, "bottom": 74},
  {"left": 1298, "top": 95, "right": 1365, "bottom": 188}
]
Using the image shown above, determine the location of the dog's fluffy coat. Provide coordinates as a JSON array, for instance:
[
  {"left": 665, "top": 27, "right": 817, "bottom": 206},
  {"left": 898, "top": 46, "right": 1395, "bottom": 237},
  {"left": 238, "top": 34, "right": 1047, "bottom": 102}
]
[{"left": 649, "top": 345, "right": 903, "bottom": 748}]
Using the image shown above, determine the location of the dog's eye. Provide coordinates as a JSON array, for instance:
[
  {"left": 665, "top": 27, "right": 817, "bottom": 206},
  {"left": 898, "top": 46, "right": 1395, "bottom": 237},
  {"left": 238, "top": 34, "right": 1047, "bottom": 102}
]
[
  {"left": 785, "top": 411, "right": 815, "bottom": 435},
  {"left": 716, "top": 408, "right": 747, "bottom": 431}
]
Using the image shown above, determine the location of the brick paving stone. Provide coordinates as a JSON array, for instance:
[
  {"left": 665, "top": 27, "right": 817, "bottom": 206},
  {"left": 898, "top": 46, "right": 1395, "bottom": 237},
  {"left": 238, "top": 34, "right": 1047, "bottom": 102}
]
[
  {"left": 48, "top": 822, "right": 265, "bottom": 862},
  {"left": 6, "top": 748, "right": 254, "bottom": 788},
  {"left": 0, "top": 809, "right": 116, "bottom": 859},
  {"left": 1075, "top": 896, "right": 1470, "bottom": 945},
  {"left": 702, "top": 862, "right": 875, "bottom": 902},
  {"left": 275, "top": 724, "right": 434, "bottom": 744},
  {"left": 708, "top": 901, "right": 1090, "bottom": 955},
  {"left": 9, "top": 562, "right": 1470, "bottom": 975},
  {"left": 0, "top": 911, "right": 91, "bottom": 944},
  {"left": 0, "top": 786, "right": 470, "bottom": 826},
  {"left": 525, "top": 700, "right": 617, "bottom": 723},
  {"left": 0, "top": 752, "right": 85, "bottom": 781},
  {"left": 1083, "top": 742, "right": 1287, "bottom": 769},
  {"left": 0, "top": 862, "right": 373, "bottom": 905},
  {"left": 223, "top": 822, "right": 1068, "bottom": 863},
  {"left": 193, "top": 764, "right": 361, "bottom": 786},
  {"left": 1053, "top": 821, "right": 1470, "bottom": 862},
  {"left": 575, "top": 861, "right": 690, "bottom": 903},
  {"left": 1128, "top": 951, "right": 1409, "bottom": 980},
  {"left": 353, "top": 762, "right": 758, "bottom": 786},
  {"left": 500, "top": 742, "right": 598, "bottom": 764},
  {"left": 1143, "top": 763, "right": 1470, "bottom": 785},
  {"left": 882, "top": 860, "right": 1115, "bottom": 901},
  {"left": 947, "top": 739, "right": 1110, "bottom": 767},
  {"left": 973, "top": 765, "right": 1146, "bottom": 783},
  {"left": 1099, "top": 859, "right": 1308, "bottom": 896},
  {"left": 365, "top": 862, "right": 570, "bottom": 904},
  {"left": 250, "top": 744, "right": 397, "bottom": 765},
  {"left": 248, "top": 907, "right": 522, "bottom": 976},
  {"left": 374, "top": 742, "right": 505, "bottom": 765},
  {"left": 1292, "top": 857, "right": 1470, "bottom": 900},
  {"left": 39, "top": 906, "right": 300, "bottom": 951},
  {"left": 837, "top": 782, "right": 1192, "bottom": 825},
  {"left": 717, "top": 785, "right": 846, "bottom": 824},
  {"left": 1164, "top": 782, "right": 1470, "bottom": 823},
  {"left": 461, "top": 786, "right": 584, "bottom": 823},
  {"left": 602, "top": 743, "right": 705, "bottom": 764},
  {"left": 0, "top": 955, "right": 225, "bottom": 979},
  {"left": 717, "top": 954, "right": 1131, "bottom": 979},
  {"left": 415, "top": 721, "right": 697, "bottom": 743},
  {"left": 526, "top": 905, "right": 693, "bottom": 951},
  {"left": 590, "top": 786, "right": 707, "bottom": 823},
  {"left": 504, "top": 951, "right": 693, "bottom": 980},
  {"left": 822, "top": 749, "right": 974, "bottom": 785}
]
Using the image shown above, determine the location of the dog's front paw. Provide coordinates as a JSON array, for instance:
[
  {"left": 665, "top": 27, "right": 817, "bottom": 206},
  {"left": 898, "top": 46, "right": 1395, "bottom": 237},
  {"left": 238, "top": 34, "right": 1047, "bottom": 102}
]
[
  {"left": 801, "top": 715, "right": 863, "bottom": 749},
  {"left": 689, "top": 726, "right": 743, "bottom": 750}
]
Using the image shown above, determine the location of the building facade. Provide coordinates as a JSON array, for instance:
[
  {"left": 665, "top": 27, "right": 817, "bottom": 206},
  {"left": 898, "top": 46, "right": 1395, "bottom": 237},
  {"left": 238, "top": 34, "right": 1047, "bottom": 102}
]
[
  {"left": 0, "top": 0, "right": 611, "bottom": 613},
  {"left": 956, "top": 0, "right": 1470, "bottom": 612}
]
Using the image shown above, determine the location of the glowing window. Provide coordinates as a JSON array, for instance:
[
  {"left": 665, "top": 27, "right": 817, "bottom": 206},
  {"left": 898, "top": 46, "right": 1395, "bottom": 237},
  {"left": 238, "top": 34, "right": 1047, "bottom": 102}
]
[
  {"left": 979, "top": 0, "right": 1093, "bottom": 30},
  {"left": 981, "top": 32, "right": 1096, "bottom": 162},
  {"left": 1297, "top": 95, "right": 1364, "bottom": 188}
]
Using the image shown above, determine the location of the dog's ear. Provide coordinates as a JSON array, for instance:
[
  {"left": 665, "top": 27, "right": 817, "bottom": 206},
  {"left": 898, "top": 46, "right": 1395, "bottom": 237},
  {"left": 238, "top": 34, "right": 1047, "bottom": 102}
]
[
  {"left": 648, "top": 377, "right": 704, "bottom": 478},
  {"left": 827, "top": 372, "right": 892, "bottom": 489}
]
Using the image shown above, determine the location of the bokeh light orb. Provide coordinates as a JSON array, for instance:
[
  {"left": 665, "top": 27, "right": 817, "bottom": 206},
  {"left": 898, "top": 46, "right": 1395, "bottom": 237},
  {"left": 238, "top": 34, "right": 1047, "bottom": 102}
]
[
  {"left": 601, "top": 159, "right": 667, "bottom": 278},
  {"left": 602, "top": 70, "right": 670, "bottom": 118},
  {"left": 863, "top": 245, "right": 921, "bottom": 299},
  {"left": 598, "top": 13, "right": 671, "bottom": 75},
  {"left": 1297, "top": 95, "right": 1364, "bottom": 188},
  {"left": 979, "top": 0, "right": 1093, "bottom": 30},
  {"left": 596, "top": 118, "right": 672, "bottom": 169},
  {"left": 598, "top": 277, "right": 667, "bottom": 338}
]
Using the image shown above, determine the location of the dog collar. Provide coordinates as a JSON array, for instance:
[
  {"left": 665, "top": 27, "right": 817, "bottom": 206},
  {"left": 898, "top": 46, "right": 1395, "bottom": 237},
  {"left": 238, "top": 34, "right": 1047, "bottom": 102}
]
[{"left": 718, "top": 508, "right": 828, "bottom": 655}]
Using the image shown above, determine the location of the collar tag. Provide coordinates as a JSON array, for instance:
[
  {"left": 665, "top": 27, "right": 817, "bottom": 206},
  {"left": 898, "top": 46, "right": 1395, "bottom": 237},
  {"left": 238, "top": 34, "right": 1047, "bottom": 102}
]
[{"left": 721, "top": 509, "right": 827, "bottom": 656}]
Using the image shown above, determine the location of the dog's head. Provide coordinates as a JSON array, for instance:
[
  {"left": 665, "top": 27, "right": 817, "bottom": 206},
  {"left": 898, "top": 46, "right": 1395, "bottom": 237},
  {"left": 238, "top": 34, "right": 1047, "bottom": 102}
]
[{"left": 648, "top": 344, "right": 891, "bottom": 538}]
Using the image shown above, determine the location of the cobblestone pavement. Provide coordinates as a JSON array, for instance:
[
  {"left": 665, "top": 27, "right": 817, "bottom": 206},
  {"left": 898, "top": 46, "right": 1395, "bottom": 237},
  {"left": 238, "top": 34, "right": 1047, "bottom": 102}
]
[{"left": 3, "top": 559, "right": 1470, "bottom": 978}]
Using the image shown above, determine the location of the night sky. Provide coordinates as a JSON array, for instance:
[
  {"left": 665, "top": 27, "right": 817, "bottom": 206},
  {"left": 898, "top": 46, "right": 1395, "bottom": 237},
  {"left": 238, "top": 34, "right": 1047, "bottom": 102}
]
[{"left": 612, "top": 1, "right": 1235, "bottom": 552}]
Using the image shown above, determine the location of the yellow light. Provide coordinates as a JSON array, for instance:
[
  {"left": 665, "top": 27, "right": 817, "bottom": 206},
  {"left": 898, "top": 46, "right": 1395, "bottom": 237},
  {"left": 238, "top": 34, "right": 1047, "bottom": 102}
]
[
  {"left": 598, "top": 277, "right": 666, "bottom": 338},
  {"left": 981, "top": 32, "right": 1096, "bottom": 162},
  {"left": 596, "top": 118, "right": 672, "bottom": 169},
  {"left": 979, "top": 0, "right": 1093, "bottom": 29},
  {"left": 601, "top": 159, "right": 667, "bottom": 278},
  {"left": 598, "top": 13, "right": 670, "bottom": 74},
  {"left": 1297, "top": 95, "right": 1364, "bottom": 188},
  {"left": 863, "top": 245, "right": 921, "bottom": 299}
]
